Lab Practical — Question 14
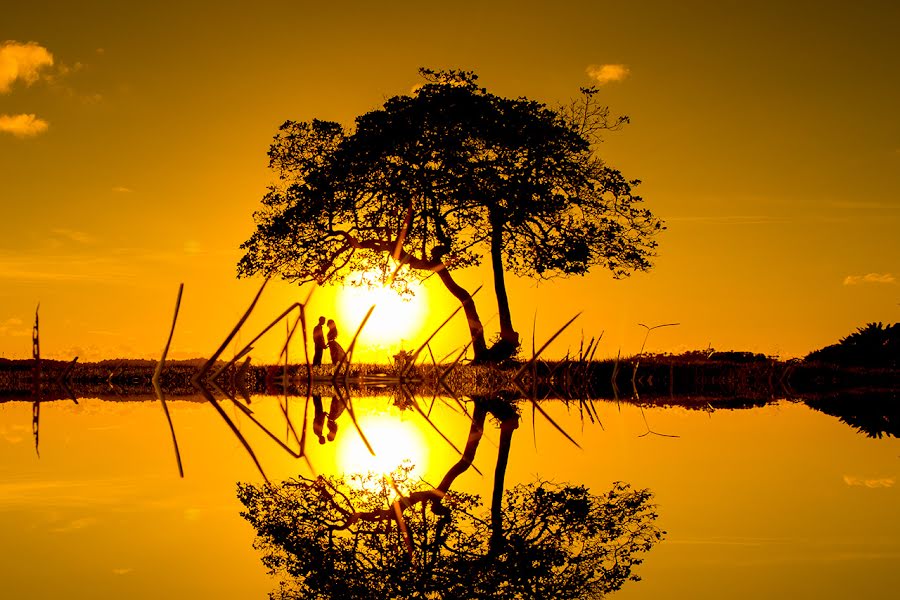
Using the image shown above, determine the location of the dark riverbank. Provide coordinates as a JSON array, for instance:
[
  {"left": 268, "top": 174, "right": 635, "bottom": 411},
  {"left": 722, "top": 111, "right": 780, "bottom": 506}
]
[
  {"left": 2, "top": 354, "right": 896, "bottom": 402},
  {"left": 3, "top": 354, "right": 898, "bottom": 440}
]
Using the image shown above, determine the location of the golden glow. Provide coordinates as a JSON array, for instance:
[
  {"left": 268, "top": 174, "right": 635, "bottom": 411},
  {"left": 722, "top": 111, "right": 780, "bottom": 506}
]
[
  {"left": 336, "top": 412, "right": 428, "bottom": 486},
  {"left": 337, "top": 269, "right": 428, "bottom": 355}
]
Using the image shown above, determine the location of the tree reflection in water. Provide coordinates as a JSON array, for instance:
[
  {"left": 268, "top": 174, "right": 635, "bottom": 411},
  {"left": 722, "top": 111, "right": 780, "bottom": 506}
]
[{"left": 238, "top": 397, "right": 664, "bottom": 599}]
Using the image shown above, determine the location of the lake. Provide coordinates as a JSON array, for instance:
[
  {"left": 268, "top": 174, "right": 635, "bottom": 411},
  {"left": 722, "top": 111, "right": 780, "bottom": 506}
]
[{"left": 1, "top": 390, "right": 898, "bottom": 599}]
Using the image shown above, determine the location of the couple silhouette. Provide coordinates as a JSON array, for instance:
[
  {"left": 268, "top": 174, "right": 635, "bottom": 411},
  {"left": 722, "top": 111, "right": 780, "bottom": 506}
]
[{"left": 312, "top": 317, "right": 345, "bottom": 366}]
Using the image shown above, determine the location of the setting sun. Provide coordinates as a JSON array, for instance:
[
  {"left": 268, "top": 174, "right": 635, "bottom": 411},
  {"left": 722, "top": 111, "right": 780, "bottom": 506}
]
[{"left": 337, "top": 269, "right": 429, "bottom": 356}]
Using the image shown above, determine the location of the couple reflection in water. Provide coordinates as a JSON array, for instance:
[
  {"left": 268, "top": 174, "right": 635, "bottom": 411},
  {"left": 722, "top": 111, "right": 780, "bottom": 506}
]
[
  {"left": 312, "top": 316, "right": 345, "bottom": 366},
  {"left": 312, "top": 394, "right": 345, "bottom": 445}
]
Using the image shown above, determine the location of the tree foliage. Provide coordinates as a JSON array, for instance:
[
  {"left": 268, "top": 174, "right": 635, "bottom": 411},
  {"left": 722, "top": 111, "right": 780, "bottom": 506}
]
[
  {"left": 805, "top": 322, "right": 899, "bottom": 369},
  {"left": 238, "top": 468, "right": 663, "bottom": 599},
  {"left": 238, "top": 69, "right": 663, "bottom": 361},
  {"left": 804, "top": 391, "right": 900, "bottom": 439}
]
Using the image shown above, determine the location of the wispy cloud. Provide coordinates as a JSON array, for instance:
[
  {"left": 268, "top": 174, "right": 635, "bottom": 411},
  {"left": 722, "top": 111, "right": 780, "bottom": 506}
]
[
  {"left": 843, "top": 475, "right": 895, "bottom": 488},
  {"left": 0, "top": 317, "right": 29, "bottom": 338},
  {"left": 51, "top": 228, "right": 97, "bottom": 245},
  {"left": 830, "top": 201, "right": 897, "bottom": 210},
  {"left": 50, "top": 516, "right": 98, "bottom": 533},
  {"left": 667, "top": 215, "right": 788, "bottom": 225},
  {"left": 586, "top": 63, "right": 630, "bottom": 85},
  {"left": 112, "top": 568, "right": 134, "bottom": 576},
  {"left": 0, "top": 254, "right": 134, "bottom": 283},
  {"left": 111, "top": 186, "right": 134, "bottom": 193},
  {"left": 0, "top": 113, "right": 49, "bottom": 137},
  {"left": 0, "top": 423, "right": 29, "bottom": 444},
  {"left": 0, "top": 41, "right": 54, "bottom": 93},
  {"left": 0, "top": 480, "right": 128, "bottom": 508},
  {"left": 842, "top": 273, "right": 896, "bottom": 286}
]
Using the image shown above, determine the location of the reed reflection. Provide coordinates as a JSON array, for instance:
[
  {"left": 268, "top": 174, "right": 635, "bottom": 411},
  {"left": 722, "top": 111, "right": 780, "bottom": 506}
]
[{"left": 238, "top": 395, "right": 664, "bottom": 599}]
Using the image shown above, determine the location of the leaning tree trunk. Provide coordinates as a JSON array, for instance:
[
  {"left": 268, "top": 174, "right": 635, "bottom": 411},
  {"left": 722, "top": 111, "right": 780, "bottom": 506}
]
[{"left": 433, "top": 266, "right": 489, "bottom": 361}]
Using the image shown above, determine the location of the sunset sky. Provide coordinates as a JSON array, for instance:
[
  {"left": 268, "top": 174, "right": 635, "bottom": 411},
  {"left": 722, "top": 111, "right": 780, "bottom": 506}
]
[{"left": 2, "top": 0, "right": 898, "bottom": 363}]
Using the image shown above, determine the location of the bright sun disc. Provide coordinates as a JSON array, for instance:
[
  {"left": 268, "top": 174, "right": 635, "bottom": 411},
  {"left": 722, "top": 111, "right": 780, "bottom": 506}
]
[{"left": 338, "top": 269, "right": 428, "bottom": 353}]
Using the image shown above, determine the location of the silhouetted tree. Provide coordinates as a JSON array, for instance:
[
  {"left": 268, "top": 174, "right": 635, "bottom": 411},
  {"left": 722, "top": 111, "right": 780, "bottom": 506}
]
[
  {"left": 804, "top": 390, "right": 899, "bottom": 439},
  {"left": 238, "top": 472, "right": 662, "bottom": 600},
  {"left": 805, "top": 322, "right": 899, "bottom": 369},
  {"left": 238, "top": 69, "right": 663, "bottom": 362},
  {"left": 238, "top": 396, "right": 663, "bottom": 599}
]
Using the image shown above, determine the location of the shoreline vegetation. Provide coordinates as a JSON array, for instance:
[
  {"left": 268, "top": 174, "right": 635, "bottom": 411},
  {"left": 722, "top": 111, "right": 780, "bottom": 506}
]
[
  {"left": 2, "top": 351, "right": 896, "bottom": 404},
  {"left": 4, "top": 323, "right": 896, "bottom": 441},
  {"left": 2, "top": 355, "right": 896, "bottom": 441}
]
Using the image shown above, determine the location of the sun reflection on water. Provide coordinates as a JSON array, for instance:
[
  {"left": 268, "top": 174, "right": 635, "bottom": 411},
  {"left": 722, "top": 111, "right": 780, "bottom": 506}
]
[{"left": 336, "top": 413, "right": 428, "bottom": 491}]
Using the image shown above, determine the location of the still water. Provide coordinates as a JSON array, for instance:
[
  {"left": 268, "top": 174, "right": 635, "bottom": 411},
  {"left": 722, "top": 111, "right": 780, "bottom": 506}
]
[{"left": 1, "top": 394, "right": 898, "bottom": 598}]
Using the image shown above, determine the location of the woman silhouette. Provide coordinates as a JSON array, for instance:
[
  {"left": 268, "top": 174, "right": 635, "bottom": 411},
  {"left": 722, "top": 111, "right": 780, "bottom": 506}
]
[{"left": 327, "top": 319, "right": 346, "bottom": 364}]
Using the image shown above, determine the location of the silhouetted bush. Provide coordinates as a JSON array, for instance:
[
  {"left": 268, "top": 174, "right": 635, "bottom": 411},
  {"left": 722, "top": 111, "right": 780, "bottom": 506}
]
[{"left": 805, "top": 322, "right": 899, "bottom": 369}]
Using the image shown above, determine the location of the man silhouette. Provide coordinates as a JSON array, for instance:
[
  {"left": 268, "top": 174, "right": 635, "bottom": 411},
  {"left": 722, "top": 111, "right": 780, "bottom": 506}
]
[
  {"left": 312, "top": 316, "right": 327, "bottom": 366},
  {"left": 312, "top": 394, "right": 326, "bottom": 444}
]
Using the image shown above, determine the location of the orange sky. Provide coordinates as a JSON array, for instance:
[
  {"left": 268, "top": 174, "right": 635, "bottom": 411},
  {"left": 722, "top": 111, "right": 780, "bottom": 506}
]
[{"left": 1, "top": 0, "right": 898, "bottom": 362}]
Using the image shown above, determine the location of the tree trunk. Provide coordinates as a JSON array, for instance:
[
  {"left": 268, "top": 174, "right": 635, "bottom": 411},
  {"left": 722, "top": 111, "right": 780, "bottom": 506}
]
[
  {"left": 433, "top": 265, "right": 489, "bottom": 361},
  {"left": 489, "top": 414, "right": 519, "bottom": 555},
  {"left": 436, "top": 404, "right": 486, "bottom": 494},
  {"left": 489, "top": 218, "right": 519, "bottom": 360}
]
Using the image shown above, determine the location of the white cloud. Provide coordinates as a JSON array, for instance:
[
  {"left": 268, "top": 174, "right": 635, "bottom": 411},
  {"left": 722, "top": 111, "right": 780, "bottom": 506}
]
[
  {"left": 842, "top": 273, "right": 896, "bottom": 286},
  {"left": 586, "top": 63, "right": 630, "bottom": 85},
  {"left": 0, "top": 41, "right": 54, "bottom": 93},
  {"left": 0, "top": 42, "right": 54, "bottom": 138},
  {"left": 0, "top": 113, "right": 49, "bottom": 137},
  {"left": 843, "top": 475, "right": 895, "bottom": 488}
]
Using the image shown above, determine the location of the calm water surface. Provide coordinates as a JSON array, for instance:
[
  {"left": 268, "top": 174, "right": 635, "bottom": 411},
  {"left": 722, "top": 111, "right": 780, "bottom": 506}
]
[{"left": 1, "top": 395, "right": 897, "bottom": 598}]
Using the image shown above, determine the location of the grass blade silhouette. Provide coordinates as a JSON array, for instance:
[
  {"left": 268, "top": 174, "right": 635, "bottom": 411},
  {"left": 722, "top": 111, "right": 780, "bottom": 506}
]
[
  {"left": 152, "top": 283, "right": 185, "bottom": 477},
  {"left": 402, "top": 286, "right": 483, "bottom": 380},
  {"left": 193, "top": 276, "right": 269, "bottom": 386},
  {"left": 513, "top": 313, "right": 584, "bottom": 449},
  {"left": 196, "top": 383, "right": 268, "bottom": 482},
  {"left": 332, "top": 305, "right": 375, "bottom": 383}
]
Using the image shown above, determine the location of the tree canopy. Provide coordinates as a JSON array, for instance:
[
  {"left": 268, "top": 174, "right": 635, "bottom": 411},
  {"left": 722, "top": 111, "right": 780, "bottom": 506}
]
[{"left": 238, "top": 69, "right": 663, "bottom": 361}]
